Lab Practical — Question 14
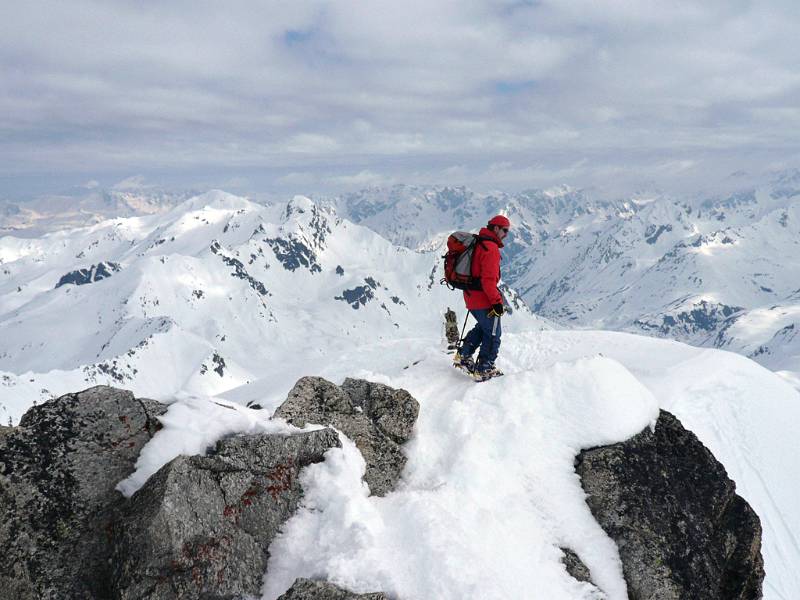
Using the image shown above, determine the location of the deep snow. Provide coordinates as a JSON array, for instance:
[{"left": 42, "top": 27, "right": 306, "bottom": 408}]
[{"left": 119, "top": 330, "right": 800, "bottom": 600}]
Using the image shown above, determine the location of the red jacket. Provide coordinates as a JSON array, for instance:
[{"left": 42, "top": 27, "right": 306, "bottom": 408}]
[{"left": 463, "top": 227, "right": 503, "bottom": 310}]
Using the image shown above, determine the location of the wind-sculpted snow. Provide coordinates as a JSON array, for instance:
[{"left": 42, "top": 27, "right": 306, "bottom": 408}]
[{"left": 262, "top": 354, "right": 657, "bottom": 600}]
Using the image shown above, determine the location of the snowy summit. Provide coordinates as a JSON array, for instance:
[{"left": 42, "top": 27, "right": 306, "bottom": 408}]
[{"left": 0, "top": 191, "right": 798, "bottom": 600}]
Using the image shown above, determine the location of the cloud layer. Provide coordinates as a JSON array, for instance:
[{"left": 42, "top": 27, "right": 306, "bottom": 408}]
[{"left": 2, "top": 0, "right": 799, "bottom": 196}]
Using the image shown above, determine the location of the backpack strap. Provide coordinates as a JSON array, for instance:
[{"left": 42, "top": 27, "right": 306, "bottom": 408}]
[{"left": 476, "top": 235, "right": 498, "bottom": 249}]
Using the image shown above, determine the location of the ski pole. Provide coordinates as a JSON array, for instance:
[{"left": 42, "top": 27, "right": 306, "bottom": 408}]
[{"left": 457, "top": 311, "right": 470, "bottom": 351}]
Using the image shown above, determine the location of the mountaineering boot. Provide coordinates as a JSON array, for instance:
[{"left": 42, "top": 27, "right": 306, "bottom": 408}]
[
  {"left": 453, "top": 352, "right": 475, "bottom": 373},
  {"left": 473, "top": 362, "right": 504, "bottom": 382}
]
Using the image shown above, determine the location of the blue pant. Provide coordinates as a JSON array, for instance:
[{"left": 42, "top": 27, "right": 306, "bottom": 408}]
[{"left": 460, "top": 309, "right": 502, "bottom": 366}]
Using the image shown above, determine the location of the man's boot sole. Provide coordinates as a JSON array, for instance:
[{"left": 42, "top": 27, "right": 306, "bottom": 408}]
[{"left": 472, "top": 372, "right": 504, "bottom": 382}]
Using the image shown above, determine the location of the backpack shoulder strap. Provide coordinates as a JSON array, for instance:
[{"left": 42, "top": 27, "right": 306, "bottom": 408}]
[{"left": 475, "top": 235, "right": 498, "bottom": 251}]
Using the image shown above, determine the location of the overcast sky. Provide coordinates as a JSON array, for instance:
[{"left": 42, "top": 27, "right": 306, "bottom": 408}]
[{"left": 1, "top": 1, "right": 799, "bottom": 199}]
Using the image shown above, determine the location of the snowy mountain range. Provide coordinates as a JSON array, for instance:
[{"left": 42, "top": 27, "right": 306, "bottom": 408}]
[
  {"left": 1, "top": 188, "right": 799, "bottom": 598},
  {"left": 0, "top": 181, "right": 197, "bottom": 236},
  {"left": 0, "top": 190, "right": 539, "bottom": 424},
  {"left": 330, "top": 171, "right": 800, "bottom": 386}
]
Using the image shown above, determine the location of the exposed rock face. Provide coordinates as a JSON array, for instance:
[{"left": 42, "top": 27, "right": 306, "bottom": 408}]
[
  {"left": 273, "top": 377, "right": 420, "bottom": 496},
  {"left": 55, "top": 261, "right": 121, "bottom": 288},
  {"left": 0, "top": 386, "right": 165, "bottom": 600},
  {"left": 277, "top": 578, "right": 390, "bottom": 599},
  {"left": 0, "top": 381, "right": 404, "bottom": 599},
  {"left": 560, "top": 548, "right": 593, "bottom": 585},
  {"left": 575, "top": 410, "right": 764, "bottom": 600},
  {"left": 111, "top": 428, "right": 340, "bottom": 599}
]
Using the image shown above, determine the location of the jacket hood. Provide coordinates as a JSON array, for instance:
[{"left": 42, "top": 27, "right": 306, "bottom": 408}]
[{"left": 479, "top": 227, "right": 504, "bottom": 248}]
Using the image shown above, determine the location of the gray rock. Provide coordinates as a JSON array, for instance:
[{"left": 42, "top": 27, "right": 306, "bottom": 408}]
[
  {"left": 273, "top": 377, "right": 420, "bottom": 496},
  {"left": 560, "top": 547, "right": 593, "bottom": 585},
  {"left": 55, "top": 261, "right": 122, "bottom": 288},
  {"left": 277, "top": 578, "right": 390, "bottom": 599},
  {"left": 575, "top": 410, "right": 764, "bottom": 600},
  {"left": 340, "top": 378, "right": 418, "bottom": 444},
  {"left": 111, "top": 428, "right": 341, "bottom": 599},
  {"left": 0, "top": 385, "right": 165, "bottom": 600}
]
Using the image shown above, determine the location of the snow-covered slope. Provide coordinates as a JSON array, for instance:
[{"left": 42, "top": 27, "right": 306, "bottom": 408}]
[
  {"left": 2, "top": 189, "right": 799, "bottom": 598},
  {"left": 330, "top": 173, "right": 800, "bottom": 383},
  {"left": 0, "top": 191, "right": 541, "bottom": 424},
  {"left": 118, "top": 329, "right": 800, "bottom": 600}
]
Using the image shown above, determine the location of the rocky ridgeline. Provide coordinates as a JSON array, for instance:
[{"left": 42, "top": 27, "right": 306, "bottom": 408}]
[
  {"left": 0, "top": 386, "right": 763, "bottom": 599},
  {"left": 0, "top": 381, "right": 414, "bottom": 599}
]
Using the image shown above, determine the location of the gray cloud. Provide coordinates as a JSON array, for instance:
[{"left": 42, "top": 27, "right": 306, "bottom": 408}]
[{"left": 1, "top": 0, "right": 799, "bottom": 198}]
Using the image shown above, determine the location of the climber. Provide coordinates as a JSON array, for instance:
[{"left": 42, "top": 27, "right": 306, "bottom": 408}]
[{"left": 454, "top": 215, "right": 510, "bottom": 381}]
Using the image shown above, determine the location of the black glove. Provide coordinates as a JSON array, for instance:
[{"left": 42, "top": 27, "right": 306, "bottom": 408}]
[{"left": 488, "top": 303, "right": 504, "bottom": 318}]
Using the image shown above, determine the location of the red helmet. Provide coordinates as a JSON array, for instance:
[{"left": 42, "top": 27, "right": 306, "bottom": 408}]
[{"left": 488, "top": 215, "right": 510, "bottom": 229}]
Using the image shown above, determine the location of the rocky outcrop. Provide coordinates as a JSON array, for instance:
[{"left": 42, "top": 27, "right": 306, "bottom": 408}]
[
  {"left": 0, "top": 386, "right": 165, "bottom": 600},
  {"left": 1, "top": 383, "right": 762, "bottom": 600},
  {"left": 273, "top": 377, "right": 419, "bottom": 496},
  {"left": 575, "top": 410, "right": 764, "bottom": 599},
  {"left": 0, "top": 381, "right": 400, "bottom": 600},
  {"left": 55, "top": 261, "right": 121, "bottom": 288},
  {"left": 277, "top": 578, "right": 390, "bottom": 599},
  {"left": 560, "top": 548, "right": 593, "bottom": 586},
  {"left": 111, "top": 429, "right": 340, "bottom": 599}
]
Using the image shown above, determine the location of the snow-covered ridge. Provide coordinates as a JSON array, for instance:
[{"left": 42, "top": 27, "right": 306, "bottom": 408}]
[
  {"left": 328, "top": 174, "right": 800, "bottom": 385},
  {"left": 0, "top": 190, "right": 543, "bottom": 424},
  {"left": 89, "top": 330, "right": 800, "bottom": 599}
]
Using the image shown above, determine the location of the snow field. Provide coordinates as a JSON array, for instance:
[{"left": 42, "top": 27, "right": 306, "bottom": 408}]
[
  {"left": 117, "top": 330, "right": 800, "bottom": 599},
  {"left": 119, "top": 338, "right": 660, "bottom": 600},
  {"left": 508, "top": 330, "right": 800, "bottom": 600},
  {"left": 0, "top": 191, "right": 548, "bottom": 425},
  {"left": 262, "top": 354, "right": 658, "bottom": 600}
]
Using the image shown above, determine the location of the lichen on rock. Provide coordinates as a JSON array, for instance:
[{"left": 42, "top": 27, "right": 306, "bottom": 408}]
[
  {"left": 0, "top": 386, "right": 165, "bottom": 599},
  {"left": 111, "top": 429, "right": 341, "bottom": 599}
]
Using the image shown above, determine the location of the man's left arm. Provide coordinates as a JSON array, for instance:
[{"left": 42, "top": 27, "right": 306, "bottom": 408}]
[{"left": 480, "top": 246, "right": 504, "bottom": 316}]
